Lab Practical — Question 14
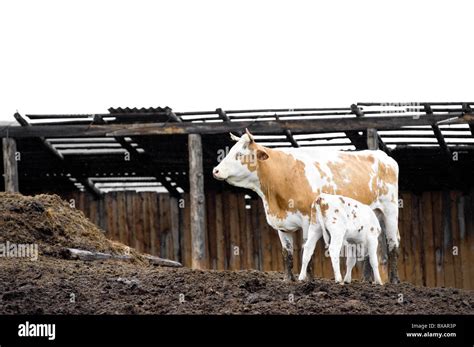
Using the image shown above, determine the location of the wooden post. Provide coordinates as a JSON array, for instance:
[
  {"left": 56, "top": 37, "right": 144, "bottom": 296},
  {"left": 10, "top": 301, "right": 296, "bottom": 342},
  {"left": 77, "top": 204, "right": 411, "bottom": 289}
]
[
  {"left": 3, "top": 138, "right": 19, "bottom": 192},
  {"left": 367, "top": 128, "right": 379, "bottom": 150},
  {"left": 363, "top": 128, "right": 379, "bottom": 281},
  {"left": 188, "top": 134, "right": 208, "bottom": 269}
]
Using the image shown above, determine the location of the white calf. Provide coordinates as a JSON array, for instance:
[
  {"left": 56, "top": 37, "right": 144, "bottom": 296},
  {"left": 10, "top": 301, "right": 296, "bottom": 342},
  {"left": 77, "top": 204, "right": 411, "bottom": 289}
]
[{"left": 298, "top": 193, "right": 383, "bottom": 285}]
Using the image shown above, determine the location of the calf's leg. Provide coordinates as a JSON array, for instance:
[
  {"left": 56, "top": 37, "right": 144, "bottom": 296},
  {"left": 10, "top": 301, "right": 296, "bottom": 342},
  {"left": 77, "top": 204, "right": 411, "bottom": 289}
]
[
  {"left": 344, "top": 255, "right": 357, "bottom": 284},
  {"left": 298, "top": 224, "right": 320, "bottom": 281},
  {"left": 328, "top": 230, "right": 344, "bottom": 284},
  {"left": 368, "top": 235, "right": 383, "bottom": 285}
]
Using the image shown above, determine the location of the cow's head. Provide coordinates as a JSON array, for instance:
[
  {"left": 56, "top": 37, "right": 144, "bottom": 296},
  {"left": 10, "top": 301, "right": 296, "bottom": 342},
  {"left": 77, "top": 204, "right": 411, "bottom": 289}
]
[{"left": 212, "top": 129, "right": 269, "bottom": 189}]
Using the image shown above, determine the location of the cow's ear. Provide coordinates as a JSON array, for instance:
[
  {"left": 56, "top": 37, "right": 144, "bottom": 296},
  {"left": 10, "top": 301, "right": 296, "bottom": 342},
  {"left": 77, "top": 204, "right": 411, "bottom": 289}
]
[
  {"left": 229, "top": 133, "right": 240, "bottom": 142},
  {"left": 256, "top": 149, "right": 269, "bottom": 161},
  {"left": 245, "top": 128, "right": 255, "bottom": 143}
]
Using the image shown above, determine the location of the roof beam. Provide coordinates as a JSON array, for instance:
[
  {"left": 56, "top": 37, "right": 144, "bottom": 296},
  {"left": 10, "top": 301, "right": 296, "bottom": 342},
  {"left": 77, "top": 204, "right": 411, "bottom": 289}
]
[
  {"left": 165, "top": 108, "right": 182, "bottom": 123},
  {"left": 14, "top": 112, "right": 64, "bottom": 160},
  {"left": 284, "top": 129, "right": 299, "bottom": 147},
  {"left": 347, "top": 104, "right": 390, "bottom": 153},
  {"left": 344, "top": 131, "right": 367, "bottom": 149},
  {"left": 14, "top": 112, "right": 102, "bottom": 197},
  {"left": 115, "top": 136, "right": 182, "bottom": 198},
  {"left": 424, "top": 104, "right": 451, "bottom": 157},
  {"left": 351, "top": 104, "right": 365, "bottom": 117},
  {"left": 216, "top": 108, "right": 230, "bottom": 122},
  {"left": 274, "top": 113, "right": 299, "bottom": 147},
  {"left": 2, "top": 112, "right": 470, "bottom": 138},
  {"left": 217, "top": 108, "right": 243, "bottom": 137},
  {"left": 462, "top": 103, "right": 474, "bottom": 137},
  {"left": 345, "top": 104, "right": 367, "bottom": 149},
  {"left": 376, "top": 133, "right": 390, "bottom": 153}
]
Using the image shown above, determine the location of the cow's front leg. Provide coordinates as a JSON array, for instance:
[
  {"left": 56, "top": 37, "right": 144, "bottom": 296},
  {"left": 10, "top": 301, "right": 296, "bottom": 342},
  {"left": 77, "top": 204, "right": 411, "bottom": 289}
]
[{"left": 278, "top": 230, "right": 295, "bottom": 281}]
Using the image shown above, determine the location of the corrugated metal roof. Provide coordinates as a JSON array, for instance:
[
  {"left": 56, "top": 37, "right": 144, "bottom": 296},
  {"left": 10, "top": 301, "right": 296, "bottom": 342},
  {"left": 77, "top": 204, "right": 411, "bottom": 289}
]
[{"left": 107, "top": 106, "right": 170, "bottom": 114}]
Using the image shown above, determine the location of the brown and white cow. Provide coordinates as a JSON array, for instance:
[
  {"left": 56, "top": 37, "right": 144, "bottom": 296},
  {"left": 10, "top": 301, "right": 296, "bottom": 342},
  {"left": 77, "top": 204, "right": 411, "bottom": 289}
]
[{"left": 212, "top": 129, "right": 400, "bottom": 282}]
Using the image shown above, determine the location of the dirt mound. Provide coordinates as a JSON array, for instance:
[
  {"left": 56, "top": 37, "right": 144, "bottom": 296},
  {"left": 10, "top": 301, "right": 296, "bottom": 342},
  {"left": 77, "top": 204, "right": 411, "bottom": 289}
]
[
  {"left": 0, "top": 193, "right": 134, "bottom": 259},
  {"left": 0, "top": 193, "right": 472, "bottom": 315},
  {"left": 0, "top": 257, "right": 472, "bottom": 314}
]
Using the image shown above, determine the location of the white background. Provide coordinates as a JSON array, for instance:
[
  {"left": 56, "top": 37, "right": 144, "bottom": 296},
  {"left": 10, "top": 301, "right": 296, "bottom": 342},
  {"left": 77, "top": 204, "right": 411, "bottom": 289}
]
[{"left": 0, "top": 0, "right": 472, "bottom": 122}]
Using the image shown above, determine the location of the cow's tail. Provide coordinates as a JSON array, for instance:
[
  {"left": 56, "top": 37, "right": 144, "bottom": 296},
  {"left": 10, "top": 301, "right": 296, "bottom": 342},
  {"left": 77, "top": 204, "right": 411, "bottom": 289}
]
[{"left": 315, "top": 200, "right": 330, "bottom": 248}]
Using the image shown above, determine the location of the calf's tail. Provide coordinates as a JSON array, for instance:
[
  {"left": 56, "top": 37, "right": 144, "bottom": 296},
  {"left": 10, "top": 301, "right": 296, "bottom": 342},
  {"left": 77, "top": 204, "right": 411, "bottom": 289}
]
[{"left": 315, "top": 201, "right": 330, "bottom": 248}]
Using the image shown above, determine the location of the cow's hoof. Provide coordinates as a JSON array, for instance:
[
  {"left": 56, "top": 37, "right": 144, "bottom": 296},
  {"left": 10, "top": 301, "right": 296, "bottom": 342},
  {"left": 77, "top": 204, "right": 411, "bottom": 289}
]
[
  {"left": 389, "top": 276, "right": 400, "bottom": 284},
  {"left": 284, "top": 275, "right": 296, "bottom": 282},
  {"left": 344, "top": 280, "right": 351, "bottom": 284}
]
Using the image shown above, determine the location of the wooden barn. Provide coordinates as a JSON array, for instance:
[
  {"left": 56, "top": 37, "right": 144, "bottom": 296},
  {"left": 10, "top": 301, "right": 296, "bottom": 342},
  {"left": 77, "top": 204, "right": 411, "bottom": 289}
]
[{"left": 1, "top": 102, "right": 473, "bottom": 289}]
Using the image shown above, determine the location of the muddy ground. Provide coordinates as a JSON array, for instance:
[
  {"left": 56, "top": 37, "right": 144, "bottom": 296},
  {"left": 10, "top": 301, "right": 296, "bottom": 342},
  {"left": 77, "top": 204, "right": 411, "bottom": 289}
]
[
  {"left": 0, "top": 257, "right": 472, "bottom": 314},
  {"left": 0, "top": 192, "right": 473, "bottom": 315}
]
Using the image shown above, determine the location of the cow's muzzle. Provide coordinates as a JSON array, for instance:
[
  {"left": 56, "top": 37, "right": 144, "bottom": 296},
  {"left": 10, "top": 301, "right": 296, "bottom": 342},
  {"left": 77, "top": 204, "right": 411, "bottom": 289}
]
[{"left": 212, "top": 168, "right": 225, "bottom": 180}]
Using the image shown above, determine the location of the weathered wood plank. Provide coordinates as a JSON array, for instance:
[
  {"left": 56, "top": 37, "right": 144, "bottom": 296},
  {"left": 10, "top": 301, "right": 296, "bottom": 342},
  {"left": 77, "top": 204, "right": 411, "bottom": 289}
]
[
  {"left": 105, "top": 193, "right": 116, "bottom": 241},
  {"left": 169, "top": 196, "right": 181, "bottom": 261},
  {"left": 244, "top": 199, "right": 254, "bottom": 269},
  {"left": 141, "top": 193, "right": 151, "bottom": 254},
  {"left": 206, "top": 191, "right": 217, "bottom": 269},
  {"left": 432, "top": 191, "right": 445, "bottom": 287},
  {"left": 64, "top": 248, "right": 130, "bottom": 261},
  {"left": 313, "top": 237, "right": 324, "bottom": 279},
  {"left": 458, "top": 194, "right": 472, "bottom": 289},
  {"left": 322, "top": 240, "right": 333, "bottom": 280},
  {"left": 421, "top": 192, "right": 436, "bottom": 287},
  {"left": 2, "top": 138, "right": 19, "bottom": 192},
  {"left": 88, "top": 194, "right": 98, "bottom": 227},
  {"left": 442, "top": 191, "right": 456, "bottom": 288},
  {"left": 156, "top": 193, "right": 165, "bottom": 258},
  {"left": 214, "top": 193, "right": 226, "bottom": 270},
  {"left": 125, "top": 192, "right": 136, "bottom": 250},
  {"left": 222, "top": 191, "right": 231, "bottom": 270},
  {"left": 405, "top": 193, "right": 415, "bottom": 283},
  {"left": 258, "top": 201, "right": 272, "bottom": 272},
  {"left": 228, "top": 193, "right": 241, "bottom": 270},
  {"left": 144, "top": 254, "right": 182, "bottom": 267},
  {"left": 270, "top": 228, "right": 282, "bottom": 272},
  {"left": 399, "top": 193, "right": 410, "bottom": 282},
  {"left": 466, "top": 191, "right": 474, "bottom": 289},
  {"left": 1, "top": 113, "right": 467, "bottom": 138},
  {"left": 450, "top": 191, "right": 463, "bottom": 288},
  {"left": 182, "top": 194, "right": 192, "bottom": 268},
  {"left": 157, "top": 194, "right": 168, "bottom": 258},
  {"left": 411, "top": 194, "right": 423, "bottom": 286},
  {"left": 293, "top": 230, "right": 302, "bottom": 274},
  {"left": 250, "top": 199, "right": 262, "bottom": 270},
  {"left": 188, "top": 134, "right": 208, "bottom": 269},
  {"left": 117, "top": 192, "right": 128, "bottom": 244},
  {"left": 238, "top": 193, "right": 249, "bottom": 269},
  {"left": 134, "top": 194, "right": 145, "bottom": 253}
]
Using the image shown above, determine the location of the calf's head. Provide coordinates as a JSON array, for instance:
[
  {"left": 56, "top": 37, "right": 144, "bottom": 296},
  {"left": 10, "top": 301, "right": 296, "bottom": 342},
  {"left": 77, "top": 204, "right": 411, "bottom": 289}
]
[{"left": 212, "top": 129, "right": 269, "bottom": 189}]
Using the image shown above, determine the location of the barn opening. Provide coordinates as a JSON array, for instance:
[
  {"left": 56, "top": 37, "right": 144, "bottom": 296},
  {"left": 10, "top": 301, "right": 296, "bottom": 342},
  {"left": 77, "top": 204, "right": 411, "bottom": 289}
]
[{"left": 1, "top": 102, "right": 473, "bottom": 289}]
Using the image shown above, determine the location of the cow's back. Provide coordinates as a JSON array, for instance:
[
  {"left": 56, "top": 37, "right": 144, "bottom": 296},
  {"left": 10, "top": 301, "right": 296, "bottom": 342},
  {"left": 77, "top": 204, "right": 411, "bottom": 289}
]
[{"left": 280, "top": 148, "right": 398, "bottom": 207}]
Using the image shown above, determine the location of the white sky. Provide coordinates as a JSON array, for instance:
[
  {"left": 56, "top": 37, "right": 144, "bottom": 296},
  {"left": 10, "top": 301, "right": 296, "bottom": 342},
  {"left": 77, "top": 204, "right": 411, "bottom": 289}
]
[{"left": 0, "top": 0, "right": 473, "bottom": 122}]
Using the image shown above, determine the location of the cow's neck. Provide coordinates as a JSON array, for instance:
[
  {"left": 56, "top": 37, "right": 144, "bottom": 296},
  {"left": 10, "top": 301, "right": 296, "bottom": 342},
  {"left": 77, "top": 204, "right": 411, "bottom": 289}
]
[{"left": 254, "top": 148, "right": 317, "bottom": 220}]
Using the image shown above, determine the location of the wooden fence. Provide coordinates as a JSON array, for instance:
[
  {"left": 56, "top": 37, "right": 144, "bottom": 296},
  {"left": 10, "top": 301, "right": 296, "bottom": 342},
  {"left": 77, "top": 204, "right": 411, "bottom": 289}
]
[{"left": 63, "top": 189, "right": 474, "bottom": 290}]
